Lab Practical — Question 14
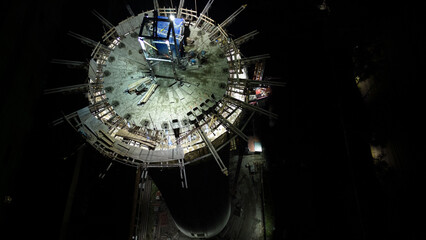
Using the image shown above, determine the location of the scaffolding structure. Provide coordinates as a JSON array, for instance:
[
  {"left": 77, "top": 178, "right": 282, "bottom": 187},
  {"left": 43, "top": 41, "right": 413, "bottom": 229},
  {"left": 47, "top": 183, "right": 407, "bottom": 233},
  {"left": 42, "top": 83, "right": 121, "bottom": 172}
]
[{"left": 50, "top": 1, "right": 283, "bottom": 177}]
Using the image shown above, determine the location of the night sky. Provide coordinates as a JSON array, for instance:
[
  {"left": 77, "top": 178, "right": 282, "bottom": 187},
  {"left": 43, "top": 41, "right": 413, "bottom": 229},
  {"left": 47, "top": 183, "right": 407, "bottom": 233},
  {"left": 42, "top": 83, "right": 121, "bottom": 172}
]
[{"left": 1, "top": 0, "right": 426, "bottom": 239}]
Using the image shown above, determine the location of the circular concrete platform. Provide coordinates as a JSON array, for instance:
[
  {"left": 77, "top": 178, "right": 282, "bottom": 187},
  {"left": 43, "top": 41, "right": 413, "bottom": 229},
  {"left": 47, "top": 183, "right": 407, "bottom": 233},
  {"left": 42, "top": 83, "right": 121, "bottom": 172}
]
[{"left": 103, "top": 26, "right": 228, "bottom": 131}]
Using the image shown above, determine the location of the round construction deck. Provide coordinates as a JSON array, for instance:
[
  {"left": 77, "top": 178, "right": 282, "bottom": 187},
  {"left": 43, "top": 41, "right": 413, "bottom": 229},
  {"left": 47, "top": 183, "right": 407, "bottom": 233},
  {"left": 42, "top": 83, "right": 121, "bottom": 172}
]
[{"left": 103, "top": 26, "right": 228, "bottom": 130}]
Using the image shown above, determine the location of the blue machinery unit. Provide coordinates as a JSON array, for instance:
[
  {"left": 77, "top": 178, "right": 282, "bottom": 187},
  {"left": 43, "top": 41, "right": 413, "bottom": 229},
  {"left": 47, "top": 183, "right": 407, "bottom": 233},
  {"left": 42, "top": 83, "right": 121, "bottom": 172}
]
[
  {"left": 138, "top": 11, "right": 184, "bottom": 80},
  {"left": 138, "top": 11, "right": 184, "bottom": 62},
  {"left": 155, "top": 16, "right": 184, "bottom": 58}
]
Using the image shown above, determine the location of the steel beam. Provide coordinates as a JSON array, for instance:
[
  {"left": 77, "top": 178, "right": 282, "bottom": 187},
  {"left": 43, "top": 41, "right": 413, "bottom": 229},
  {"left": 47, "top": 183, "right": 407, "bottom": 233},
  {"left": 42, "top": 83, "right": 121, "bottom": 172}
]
[
  {"left": 209, "top": 4, "right": 247, "bottom": 38},
  {"left": 234, "top": 30, "right": 259, "bottom": 46},
  {"left": 235, "top": 54, "right": 271, "bottom": 66},
  {"left": 216, "top": 113, "right": 248, "bottom": 142},
  {"left": 219, "top": 4, "right": 247, "bottom": 29},
  {"left": 44, "top": 84, "right": 89, "bottom": 95},
  {"left": 225, "top": 95, "right": 278, "bottom": 119},
  {"left": 194, "top": 0, "right": 214, "bottom": 28},
  {"left": 196, "top": 127, "right": 228, "bottom": 175},
  {"left": 92, "top": 10, "right": 114, "bottom": 29},
  {"left": 178, "top": 159, "right": 188, "bottom": 188},
  {"left": 51, "top": 59, "right": 87, "bottom": 69}
]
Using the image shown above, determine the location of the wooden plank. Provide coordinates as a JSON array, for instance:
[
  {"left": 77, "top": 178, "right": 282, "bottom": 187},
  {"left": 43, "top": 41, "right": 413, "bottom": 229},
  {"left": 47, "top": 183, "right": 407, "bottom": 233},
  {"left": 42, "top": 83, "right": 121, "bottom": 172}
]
[
  {"left": 116, "top": 142, "right": 130, "bottom": 150},
  {"left": 98, "top": 130, "right": 114, "bottom": 147},
  {"left": 99, "top": 129, "right": 115, "bottom": 143},
  {"left": 127, "top": 77, "right": 150, "bottom": 92},
  {"left": 139, "top": 84, "right": 158, "bottom": 104},
  {"left": 116, "top": 129, "right": 157, "bottom": 149}
]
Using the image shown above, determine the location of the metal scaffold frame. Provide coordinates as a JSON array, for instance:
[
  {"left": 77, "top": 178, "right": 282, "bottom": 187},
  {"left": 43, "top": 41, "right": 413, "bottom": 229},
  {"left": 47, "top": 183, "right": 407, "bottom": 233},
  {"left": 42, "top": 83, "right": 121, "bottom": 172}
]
[{"left": 138, "top": 10, "right": 180, "bottom": 80}]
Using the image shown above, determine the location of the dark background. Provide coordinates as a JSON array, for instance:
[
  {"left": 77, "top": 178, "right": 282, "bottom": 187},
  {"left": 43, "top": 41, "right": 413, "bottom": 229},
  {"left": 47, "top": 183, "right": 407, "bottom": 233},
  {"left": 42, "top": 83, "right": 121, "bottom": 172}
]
[{"left": 1, "top": 0, "right": 426, "bottom": 239}]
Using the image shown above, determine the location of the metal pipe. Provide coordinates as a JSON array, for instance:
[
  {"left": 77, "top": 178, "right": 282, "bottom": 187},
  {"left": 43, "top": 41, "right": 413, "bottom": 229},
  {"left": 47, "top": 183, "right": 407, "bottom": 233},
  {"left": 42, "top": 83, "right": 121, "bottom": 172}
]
[{"left": 177, "top": 0, "right": 185, "bottom": 18}]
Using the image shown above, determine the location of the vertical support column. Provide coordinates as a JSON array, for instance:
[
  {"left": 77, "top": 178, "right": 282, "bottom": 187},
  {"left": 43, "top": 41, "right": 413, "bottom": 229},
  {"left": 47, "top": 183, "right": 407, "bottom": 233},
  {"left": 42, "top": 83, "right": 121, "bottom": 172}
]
[
  {"left": 153, "top": 0, "right": 160, "bottom": 11},
  {"left": 165, "top": 39, "right": 178, "bottom": 81},
  {"left": 138, "top": 37, "right": 156, "bottom": 80},
  {"left": 169, "top": 19, "right": 180, "bottom": 61},
  {"left": 129, "top": 167, "right": 141, "bottom": 240},
  {"left": 59, "top": 144, "right": 86, "bottom": 240},
  {"left": 139, "top": 168, "right": 151, "bottom": 240},
  {"left": 179, "top": 159, "right": 188, "bottom": 188}
]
